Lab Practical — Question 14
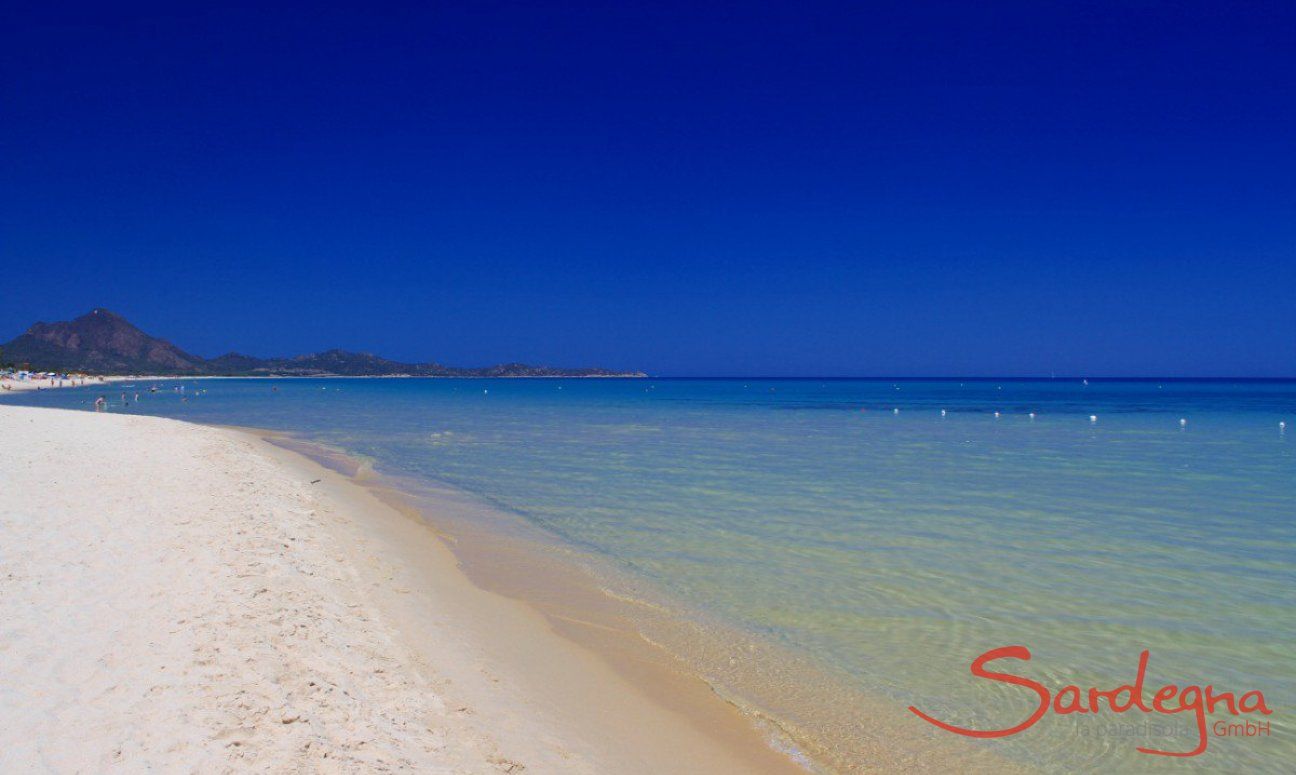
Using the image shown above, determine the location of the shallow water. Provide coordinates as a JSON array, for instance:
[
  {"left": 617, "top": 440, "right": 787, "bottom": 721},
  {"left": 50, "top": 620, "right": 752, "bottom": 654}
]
[{"left": 12, "top": 378, "right": 1294, "bottom": 772}]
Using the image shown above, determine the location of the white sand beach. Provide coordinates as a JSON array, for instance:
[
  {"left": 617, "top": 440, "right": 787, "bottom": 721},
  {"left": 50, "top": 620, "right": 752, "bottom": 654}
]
[
  {"left": 0, "top": 404, "right": 801, "bottom": 773},
  {"left": 0, "top": 375, "right": 139, "bottom": 394}
]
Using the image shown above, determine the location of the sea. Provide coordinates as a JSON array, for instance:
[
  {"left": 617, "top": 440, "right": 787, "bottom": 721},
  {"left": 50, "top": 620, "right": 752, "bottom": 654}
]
[{"left": 9, "top": 377, "right": 1293, "bottom": 772}]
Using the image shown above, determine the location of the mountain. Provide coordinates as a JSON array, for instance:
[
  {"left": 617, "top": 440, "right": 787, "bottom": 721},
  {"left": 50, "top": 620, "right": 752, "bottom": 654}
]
[
  {"left": 2, "top": 309, "right": 207, "bottom": 374},
  {"left": 1, "top": 309, "right": 644, "bottom": 378}
]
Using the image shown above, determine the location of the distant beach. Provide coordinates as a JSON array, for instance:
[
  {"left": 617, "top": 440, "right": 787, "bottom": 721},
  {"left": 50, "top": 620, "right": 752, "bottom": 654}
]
[{"left": 0, "top": 372, "right": 126, "bottom": 393}]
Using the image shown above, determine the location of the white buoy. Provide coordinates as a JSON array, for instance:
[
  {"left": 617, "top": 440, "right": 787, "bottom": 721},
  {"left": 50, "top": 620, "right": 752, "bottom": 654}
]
[
  {"left": 994, "top": 411, "right": 1000, "bottom": 418},
  {"left": 1281, "top": 421, "right": 1287, "bottom": 431},
  {"left": 1180, "top": 418, "right": 1187, "bottom": 427},
  {"left": 941, "top": 409, "right": 947, "bottom": 417},
  {"left": 1090, "top": 415, "right": 1098, "bottom": 423},
  {"left": 893, "top": 408, "right": 900, "bottom": 415},
  {"left": 1029, "top": 412, "right": 1036, "bottom": 420}
]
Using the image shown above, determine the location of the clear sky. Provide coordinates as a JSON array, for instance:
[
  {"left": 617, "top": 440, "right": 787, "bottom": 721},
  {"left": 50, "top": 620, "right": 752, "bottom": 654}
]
[{"left": 3, "top": 2, "right": 1293, "bottom": 376}]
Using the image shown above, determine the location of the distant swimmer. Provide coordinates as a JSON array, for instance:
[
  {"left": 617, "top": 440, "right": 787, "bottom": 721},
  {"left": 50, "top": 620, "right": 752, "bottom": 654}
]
[{"left": 94, "top": 396, "right": 106, "bottom": 412}]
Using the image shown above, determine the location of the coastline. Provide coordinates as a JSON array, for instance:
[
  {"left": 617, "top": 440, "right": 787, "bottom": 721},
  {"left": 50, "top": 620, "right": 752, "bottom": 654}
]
[
  {"left": 0, "top": 403, "right": 799, "bottom": 773},
  {"left": 262, "top": 435, "right": 1024, "bottom": 775},
  {"left": 0, "top": 374, "right": 144, "bottom": 394}
]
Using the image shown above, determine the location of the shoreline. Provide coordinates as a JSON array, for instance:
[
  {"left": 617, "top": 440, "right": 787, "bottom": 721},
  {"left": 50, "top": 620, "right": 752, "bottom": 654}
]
[
  {"left": 0, "top": 374, "right": 647, "bottom": 390},
  {"left": 262, "top": 434, "right": 1024, "bottom": 775},
  {"left": 0, "top": 374, "right": 144, "bottom": 394},
  {"left": 249, "top": 427, "right": 807, "bottom": 774},
  {"left": 0, "top": 403, "right": 800, "bottom": 772}
]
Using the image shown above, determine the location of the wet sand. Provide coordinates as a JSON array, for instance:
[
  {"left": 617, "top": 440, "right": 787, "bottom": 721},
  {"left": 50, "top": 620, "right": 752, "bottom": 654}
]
[{"left": 263, "top": 436, "right": 1024, "bottom": 775}]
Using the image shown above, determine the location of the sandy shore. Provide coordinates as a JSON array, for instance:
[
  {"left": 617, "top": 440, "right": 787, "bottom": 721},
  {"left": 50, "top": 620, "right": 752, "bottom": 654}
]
[
  {"left": 0, "top": 404, "right": 801, "bottom": 773},
  {"left": 0, "top": 375, "right": 143, "bottom": 394}
]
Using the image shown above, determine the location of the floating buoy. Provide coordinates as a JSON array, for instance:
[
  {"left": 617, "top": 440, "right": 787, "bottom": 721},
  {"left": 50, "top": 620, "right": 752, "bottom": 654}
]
[
  {"left": 1180, "top": 418, "right": 1187, "bottom": 427},
  {"left": 893, "top": 408, "right": 900, "bottom": 415},
  {"left": 994, "top": 411, "right": 1000, "bottom": 418},
  {"left": 941, "top": 409, "right": 947, "bottom": 417},
  {"left": 1090, "top": 415, "right": 1098, "bottom": 423},
  {"left": 1029, "top": 412, "right": 1036, "bottom": 420}
]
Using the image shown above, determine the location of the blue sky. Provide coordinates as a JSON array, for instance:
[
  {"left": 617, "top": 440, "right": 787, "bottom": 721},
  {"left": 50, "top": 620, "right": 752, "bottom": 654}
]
[{"left": 2, "top": 2, "right": 1293, "bottom": 376}]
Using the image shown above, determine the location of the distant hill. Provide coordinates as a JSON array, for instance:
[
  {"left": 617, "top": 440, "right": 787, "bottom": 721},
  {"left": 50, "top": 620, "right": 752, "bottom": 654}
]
[
  {"left": 1, "top": 309, "right": 644, "bottom": 378},
  {"left": 2, "top": 309, "right": 207, "bottom": 374}
]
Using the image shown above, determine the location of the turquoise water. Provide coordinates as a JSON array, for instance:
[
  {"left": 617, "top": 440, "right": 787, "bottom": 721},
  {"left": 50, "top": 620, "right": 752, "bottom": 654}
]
[{"left": 11, "top": 378, "right": 1294, "bottom": 771}]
